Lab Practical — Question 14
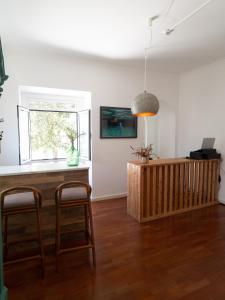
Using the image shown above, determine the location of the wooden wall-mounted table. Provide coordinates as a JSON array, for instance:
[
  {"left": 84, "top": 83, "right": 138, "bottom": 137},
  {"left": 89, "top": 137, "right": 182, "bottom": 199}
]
[{"left": 127, "top": 158, "right": 220, "bottom": 223}]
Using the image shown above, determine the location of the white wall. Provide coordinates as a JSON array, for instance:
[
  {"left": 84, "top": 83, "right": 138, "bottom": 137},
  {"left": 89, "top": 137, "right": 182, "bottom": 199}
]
[
  {"left": 0, "top": 47, "right": 179, "bottom": 199},
  {"left": 178, "top": 58, "right": 225, "bottom": 203},
  {"left": 147, "top": 101, "right": 176, "bottom": 158}
]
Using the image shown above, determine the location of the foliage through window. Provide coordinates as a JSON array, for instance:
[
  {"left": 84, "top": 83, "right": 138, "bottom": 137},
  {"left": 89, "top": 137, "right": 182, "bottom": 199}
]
[
  {"left": 17, "top": 105, "right": 91, "bottom": 163},
  {"left": 30, "top": 110, "right": 77, "bottom": 160}
]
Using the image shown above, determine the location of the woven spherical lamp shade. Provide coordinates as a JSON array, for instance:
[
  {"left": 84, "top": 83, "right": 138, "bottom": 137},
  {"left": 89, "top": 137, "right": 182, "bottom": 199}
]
[{"left": 131, "top": 91, "right": 159, "bottom": 117}]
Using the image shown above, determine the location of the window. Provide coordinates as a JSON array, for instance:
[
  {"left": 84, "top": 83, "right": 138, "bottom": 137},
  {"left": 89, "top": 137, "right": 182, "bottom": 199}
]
[{"left": 17, "top": 104, "right": 91, "bottom": 164}]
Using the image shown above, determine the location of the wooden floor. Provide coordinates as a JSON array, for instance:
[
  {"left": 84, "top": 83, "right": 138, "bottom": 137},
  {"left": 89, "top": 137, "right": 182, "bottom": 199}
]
[{"left": 5, "top": 198, "right": 225, "bottom": 300}]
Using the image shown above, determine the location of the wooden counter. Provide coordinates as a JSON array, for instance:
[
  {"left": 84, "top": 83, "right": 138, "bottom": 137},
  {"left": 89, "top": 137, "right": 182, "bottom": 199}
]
[
  {"left": 0, "top": 162, "right": 89, "bottom": 250},
  {"left": 127, "top": 158, "right": 220, "bottom": 223}
]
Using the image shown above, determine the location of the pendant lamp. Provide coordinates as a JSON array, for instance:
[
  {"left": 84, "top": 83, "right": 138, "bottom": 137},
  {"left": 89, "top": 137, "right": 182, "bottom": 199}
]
[
  {"left": 131, "top": 17, "right": 159, "bottom": 117},
  {"left": 131, "top": 91, "right": 159, "bottom": 117}
]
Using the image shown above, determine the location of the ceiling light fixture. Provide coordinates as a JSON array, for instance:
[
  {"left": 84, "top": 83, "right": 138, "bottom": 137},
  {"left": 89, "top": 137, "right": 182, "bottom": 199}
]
[{"left": 131, "top": 16, "right": 160, "bottom": 118}]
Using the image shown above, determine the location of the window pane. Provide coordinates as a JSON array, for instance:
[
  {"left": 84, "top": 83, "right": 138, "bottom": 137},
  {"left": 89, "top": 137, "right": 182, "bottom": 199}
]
[
  {"left": 78, "top": 110, "right": 91, "bottom": 160},
  {"left": 30, "top": 111, "right": 77, "bottom": 160},
  {"left": 18, "top": 107, "right": 31, "bottom": 163}
]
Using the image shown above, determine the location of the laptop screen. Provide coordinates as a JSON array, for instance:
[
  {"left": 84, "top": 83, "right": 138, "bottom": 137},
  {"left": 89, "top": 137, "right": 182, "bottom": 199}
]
[{"left": 201, "top": 138, "right": 215, "bottom": 149}]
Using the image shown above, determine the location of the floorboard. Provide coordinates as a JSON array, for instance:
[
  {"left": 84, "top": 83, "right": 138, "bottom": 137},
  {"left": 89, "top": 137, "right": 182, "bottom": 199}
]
[{"left": 4, "top": 198, "right": 225, "bottom": 300}]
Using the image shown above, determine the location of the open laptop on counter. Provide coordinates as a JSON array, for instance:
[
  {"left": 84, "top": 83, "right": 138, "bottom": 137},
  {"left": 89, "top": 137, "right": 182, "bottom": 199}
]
[{"left": 189, "top": 138, "right": 221, "bottom": 160}]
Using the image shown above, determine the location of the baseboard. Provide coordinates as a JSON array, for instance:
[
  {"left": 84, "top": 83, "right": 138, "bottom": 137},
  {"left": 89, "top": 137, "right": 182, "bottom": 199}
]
[
  {"left": 218, "top": 200, "right": 225, "bottom": 205},
  {"left": 91, "top": 193, "right": 127, "bottom": 202}
]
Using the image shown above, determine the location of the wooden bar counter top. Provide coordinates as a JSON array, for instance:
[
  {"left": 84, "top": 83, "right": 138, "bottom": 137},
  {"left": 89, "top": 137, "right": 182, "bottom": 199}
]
[{"left": 127, "top": 158, "right": 220, "bottom": 223}]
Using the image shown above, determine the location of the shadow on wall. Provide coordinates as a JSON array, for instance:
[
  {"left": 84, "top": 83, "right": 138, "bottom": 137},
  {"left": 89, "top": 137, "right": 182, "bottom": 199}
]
[{"left": 147, "top": 100, "right": 176, "bottom": 158}]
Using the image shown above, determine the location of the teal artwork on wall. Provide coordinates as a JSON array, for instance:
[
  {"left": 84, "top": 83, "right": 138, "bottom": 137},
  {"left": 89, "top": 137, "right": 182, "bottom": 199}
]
[{"left": 100, "top": 106, "right": 137, "bottom": 139}]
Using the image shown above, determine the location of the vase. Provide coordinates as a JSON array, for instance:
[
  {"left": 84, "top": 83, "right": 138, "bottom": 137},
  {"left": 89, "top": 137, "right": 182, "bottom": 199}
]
[
  {"left": 141, "top": 156, "right": 149, "bottom": 163},
  {"left": 67, "top": 144, "right": 79, "bottom": 166}
]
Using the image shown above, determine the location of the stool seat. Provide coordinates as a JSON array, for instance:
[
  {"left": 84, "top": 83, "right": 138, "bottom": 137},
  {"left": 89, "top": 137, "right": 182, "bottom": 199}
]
[
  {"left": 3, "top": 192, "right": 35, "bottom": 210},
  {"left": 61, "top": 187, "right": 88, "bottom": 202}
]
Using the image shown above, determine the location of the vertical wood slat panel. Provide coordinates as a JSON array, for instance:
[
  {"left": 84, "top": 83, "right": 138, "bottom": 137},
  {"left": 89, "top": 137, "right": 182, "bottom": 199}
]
[
  {"left": 194, "top": 161, "right": 199, "bottom": 206},
  {"left": 158, "top": 166, "right": 163, "bottom": 215},
  {"left": 155, "top": 168, "right": 158, "bottom": 215},
  {"left": 211, "top": 161, "right": 216, "bottom": 203},
  {"left": 184, "top": 163, "right": 189, "bottom": 209},
  {"left": 169, "top": 165, "right": 174, "bottom": 213},
  {"left": 215, "top": 160, "right": 219, "bottom": 201},
  {"left": 189, "top": 162, "right": 194, "bottom": 208},
  {"left": 141, "top": 167, "right": 145, "bottom": 217},
  {"left": 179, "top": 163, "right": 184, "bottom": 209},
  {"left": 207, "top": 161, "right": 212, "bottom": 202},
  {"left": 146, "top": 167, "right": 150, "bottom": 218},
  {"left": 164, "top": 165, "right": 168, "bottom": 215},
  {"left": 140, "top": 167, "right": 145, "bottom": 219},
  {"left": 152, "top": 167, "right": 157, "bottom": 216},
  {"left": 137, "top": 165, "right": 141, "bottom": 220},
  {"left": 198, "top": 162, "right": 204, "bottom": 205},
  {"left": 203, "top": 161, "right": 208, "bottom": 204},
  {"left": 127, "top": 159, "right": 220, "bottom": 222},
  {"left": 174, "top": 164, "right": 179, "bottom": 210},
  {"left": 149, "top": 168, "right": 153, "bottom": 217},
  {"left": 131, "top": 164, "right": 138, "bottom": 220}
]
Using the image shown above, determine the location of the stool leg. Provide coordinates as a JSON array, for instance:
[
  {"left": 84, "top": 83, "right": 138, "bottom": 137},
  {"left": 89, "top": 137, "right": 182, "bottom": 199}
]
[
  {"left": 84, "top": 205, "right": 89, "bottom": 243},
  {"left": 4, "top": 215, "right": 8, "bottom": 261},
  {"left": 88, "top": 203, "right": 96, "bottom": 266},
  {"left": 36, "top": 207, "right": 45, "bottom": 276},
  {"left": 55, "top": 205, "right": 61, "bottom": 272}
]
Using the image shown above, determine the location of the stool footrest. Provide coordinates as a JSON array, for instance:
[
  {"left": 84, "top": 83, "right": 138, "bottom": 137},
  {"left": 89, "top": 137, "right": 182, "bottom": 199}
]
[
  {"left": 4, "top": 254, "right": 42, "bottom": 266},
  {"left": 3, "top": 237, "right": 39, "bottom": 246},
  {"left": 59, "top": 243, "right": 94, "bottom": 254}
]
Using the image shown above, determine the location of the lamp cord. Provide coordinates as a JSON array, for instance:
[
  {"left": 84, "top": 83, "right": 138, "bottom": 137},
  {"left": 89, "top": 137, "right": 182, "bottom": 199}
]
[
  {"left": 144, "top": 24, "right": 153, "bottom": 92},
  {"left": 160, "top": 0, "right": 176, "bottom": 26},
  {"left": 143, "top": 0, "right": 176, "bottom": 92},
  {"left": 144, "top": 48, "right": 147, "bottom": 92},
  {"left": 143, "top": 0, "right": 177, "bottom": 92}
]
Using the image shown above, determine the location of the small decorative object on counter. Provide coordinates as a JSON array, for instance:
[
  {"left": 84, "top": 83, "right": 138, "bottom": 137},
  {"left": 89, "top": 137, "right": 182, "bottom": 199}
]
[
  {"left": 65, "top": 127, "right": 80, "bottom": 166},
  {"left": 130, "top": 144, "right": 155, "bottom": 163}
]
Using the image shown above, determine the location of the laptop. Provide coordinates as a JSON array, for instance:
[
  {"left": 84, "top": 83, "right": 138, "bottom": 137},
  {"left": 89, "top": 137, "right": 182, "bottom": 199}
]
[{"left": 201, "top": 138, "right": 215, "bottom": 150}]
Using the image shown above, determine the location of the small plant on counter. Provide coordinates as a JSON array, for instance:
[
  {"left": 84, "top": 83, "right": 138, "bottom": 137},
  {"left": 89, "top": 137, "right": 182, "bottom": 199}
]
[
  {"left": 65, "top": 127, "right": 80, "bottom": 166},
  {"left": 65, "top": 127, "right": 85, "bottom": 166},
  {"left": 130, "top": 144, "right": 155, "bottom": 162},
  {"left": 65, "top": 127, "right": 78, "bottom": 150}
]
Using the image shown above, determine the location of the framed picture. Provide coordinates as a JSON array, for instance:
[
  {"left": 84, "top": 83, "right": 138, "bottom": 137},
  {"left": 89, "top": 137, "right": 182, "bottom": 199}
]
[{"left": 100, "top": 106, "right": 137, "bottom": 138}]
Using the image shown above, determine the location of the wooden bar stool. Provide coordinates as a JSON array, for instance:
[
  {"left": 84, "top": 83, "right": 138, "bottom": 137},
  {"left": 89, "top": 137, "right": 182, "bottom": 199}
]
[
  {"left": 55, "top": 181, "right": 96, "bottom": 271},
  {"left": 0, "top": 186, "right": 45, "bottom": 275}
]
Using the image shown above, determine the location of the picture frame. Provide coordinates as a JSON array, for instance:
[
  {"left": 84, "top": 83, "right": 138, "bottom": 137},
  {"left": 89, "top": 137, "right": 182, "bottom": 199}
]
[{"left": 100, "top": 106, "right": 137, "bottom": 139}]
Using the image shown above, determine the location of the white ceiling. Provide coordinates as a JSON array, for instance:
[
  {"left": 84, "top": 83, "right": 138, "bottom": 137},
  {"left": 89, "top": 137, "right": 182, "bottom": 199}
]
[{"left": 1, "top": 0, "right": 225, "bottom": 72}]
